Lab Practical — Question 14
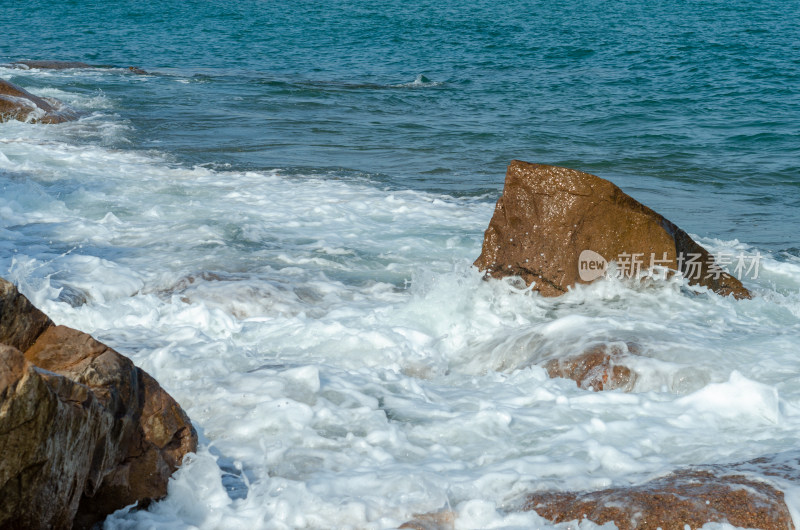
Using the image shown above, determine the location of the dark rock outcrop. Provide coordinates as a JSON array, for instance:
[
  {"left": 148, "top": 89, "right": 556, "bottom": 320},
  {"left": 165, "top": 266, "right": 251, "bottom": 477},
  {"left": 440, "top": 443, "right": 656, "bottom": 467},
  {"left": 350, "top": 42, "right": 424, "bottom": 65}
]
[
  {"left": 0, "top": 277, "right": 197, "bottom": 529},
  {"left": 8, "top": 61, "right": 92, "bottom": 70},
  {"left": 543, "top": 342, "right": 639, "bottom": 392},
  {"left": 0, "top": 79, "right": 76, "bottom": 124},
  {"left": 524, "top": 468, "right": 793, "bottom": 530},
  {"left": 3, "top": 60, "right": 149, "bottom": 74},
  {"left": 474, "top": 161, "right": 751, "bottom": 299}
]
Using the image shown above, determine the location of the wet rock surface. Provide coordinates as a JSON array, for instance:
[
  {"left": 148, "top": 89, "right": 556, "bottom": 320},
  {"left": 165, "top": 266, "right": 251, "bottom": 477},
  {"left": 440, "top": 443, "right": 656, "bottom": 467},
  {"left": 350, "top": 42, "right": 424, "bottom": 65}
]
[
  {"left": 401, "top": 453, "right": 800, "bottom": 529},
  {"left": 0, "top": 344, "right": 112, "bottom": 529},
  {"left": 7, "top": 60, "right": 93, "bottom": 70},
  {"left": 0, "top": 277, "right": 197, "bottom": 529},
  {"left": 0, "top": 279, "right": 53, "bottom": 352},
  {"left": 524, "top": 467, "right": 793, "bottom": 530},
  {"left": 474, "top": 160, "right": 751, "bottom": 299},
  {"left": 0, "top": 79, "right": 76, "bottom": 124},
  {"left": 543, "top": 342, "right": 639, "bottom": 392},
  {"left": 399, "top": 510, "right": 456, "bottom": 530},
  {"left": 3, "top": 60, "right": 150, "bottom": 74}
]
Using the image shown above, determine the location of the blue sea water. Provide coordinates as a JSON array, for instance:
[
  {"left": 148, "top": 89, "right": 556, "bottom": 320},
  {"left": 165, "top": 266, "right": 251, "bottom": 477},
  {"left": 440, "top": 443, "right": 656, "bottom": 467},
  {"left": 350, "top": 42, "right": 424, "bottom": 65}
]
[
  {"left": 2, "top": 1, "right": 800, "bottom": 528},
  {"left": 4, "top": 0, "right": 800, "bottom": 245}
]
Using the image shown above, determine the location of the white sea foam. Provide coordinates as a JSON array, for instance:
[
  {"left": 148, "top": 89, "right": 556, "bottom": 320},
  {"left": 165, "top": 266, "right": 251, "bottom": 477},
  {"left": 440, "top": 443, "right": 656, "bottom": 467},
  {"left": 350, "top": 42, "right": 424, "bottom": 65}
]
[{"left": 3, "top": 93, "right": 800, "bottom": 528}]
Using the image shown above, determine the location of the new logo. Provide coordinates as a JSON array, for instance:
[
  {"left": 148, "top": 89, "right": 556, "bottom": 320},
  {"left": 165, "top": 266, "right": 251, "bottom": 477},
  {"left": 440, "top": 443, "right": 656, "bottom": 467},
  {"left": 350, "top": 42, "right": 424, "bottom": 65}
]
[{"left": 578, "top": 250, "right": 608, "bottom": 281}]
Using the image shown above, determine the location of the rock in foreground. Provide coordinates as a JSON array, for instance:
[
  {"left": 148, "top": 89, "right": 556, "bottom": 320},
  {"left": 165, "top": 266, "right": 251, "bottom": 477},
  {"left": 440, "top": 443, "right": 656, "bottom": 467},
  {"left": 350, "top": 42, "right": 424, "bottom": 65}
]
[
  {"left": 0, "top": 79, "right": 76, "bottom": 124},
  {"left": 0, "top": 278, "right": 197, "bottom": 529},
  {"left": 474, "top": 161, "right": 751, "bottom": 299},
  {"left": 524, "top": 468, "right": 793, "bottom": 530},
  {"left": 401, "top": 452, "right": 800, "bottom": 530}
]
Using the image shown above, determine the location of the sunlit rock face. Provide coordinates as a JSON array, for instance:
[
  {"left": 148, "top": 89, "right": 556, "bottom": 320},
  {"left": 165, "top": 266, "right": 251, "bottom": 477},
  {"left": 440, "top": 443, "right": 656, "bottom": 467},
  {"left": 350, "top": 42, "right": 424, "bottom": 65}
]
[
  {"left": 0, "top": 79, "right": 77, "bottom": 124},
  {"left": 0, "top": 277, "right": 197, "bottom": 529},
  {"left": 524, "top": 463, "right": 794, "bottom": 530},
  {"left": 474, "top": 160, "right": 751, "bottom": 299}
]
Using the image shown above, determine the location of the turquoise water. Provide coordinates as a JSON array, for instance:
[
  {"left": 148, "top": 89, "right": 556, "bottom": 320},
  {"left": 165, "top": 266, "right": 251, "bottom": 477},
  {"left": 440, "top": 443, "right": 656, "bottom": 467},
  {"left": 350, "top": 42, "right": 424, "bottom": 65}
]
[
  {"left": 3, "top": 2, "right": 800, "bottom": 529},
  {"left": 3, "top": 0, "right": 799, "bottom": 245}
]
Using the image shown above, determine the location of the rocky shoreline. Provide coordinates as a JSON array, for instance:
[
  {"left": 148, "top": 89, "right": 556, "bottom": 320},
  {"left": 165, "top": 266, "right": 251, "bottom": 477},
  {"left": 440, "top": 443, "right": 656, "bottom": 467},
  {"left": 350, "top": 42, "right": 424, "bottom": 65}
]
[
  {"left": 0, "top": 277, "right": 197, "bottom": 529},
  {"left": 0, "top": 78, "right": 77, "bottom": 125},
  {"left": 403, "top": 162, "right": 791, "bottom": 529},
  {"left": 1, "top": 60, "right": 150, "bottom": 125},
  {"left": 1, "top": 64, "right": 791, "bottom": 529}
]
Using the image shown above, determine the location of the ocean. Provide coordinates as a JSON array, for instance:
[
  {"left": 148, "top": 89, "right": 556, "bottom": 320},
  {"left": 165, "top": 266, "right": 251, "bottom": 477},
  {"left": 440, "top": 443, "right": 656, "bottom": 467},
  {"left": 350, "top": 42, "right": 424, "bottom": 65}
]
[{"left": 2, "top": 0, "right": 800, "bottom": 528}]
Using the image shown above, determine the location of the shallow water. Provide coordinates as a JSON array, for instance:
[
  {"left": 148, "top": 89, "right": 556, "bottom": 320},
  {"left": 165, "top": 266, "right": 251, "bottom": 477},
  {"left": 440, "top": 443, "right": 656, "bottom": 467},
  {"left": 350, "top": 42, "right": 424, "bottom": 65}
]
[{"left": 2, "top": 0, "right": 800, "bottom": 528}]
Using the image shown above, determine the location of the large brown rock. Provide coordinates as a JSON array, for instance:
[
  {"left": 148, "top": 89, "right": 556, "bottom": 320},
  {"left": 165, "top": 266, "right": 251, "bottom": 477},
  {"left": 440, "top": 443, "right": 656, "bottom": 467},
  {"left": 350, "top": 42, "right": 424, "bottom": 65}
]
[
  {"left": 0, "top": 278, "right": 197, "bottom": 529},
  {"left": 0, "top": 79, "right": 76, "bottom": 124},
  {"left": 0, "top": 345, "right": 112, "bottom": 529},
  {"left": 524, "top": 468, "right": 793, "bottom": 530},
  {"left": 474, "top": 161, "right": 751, "bottom": 299}
]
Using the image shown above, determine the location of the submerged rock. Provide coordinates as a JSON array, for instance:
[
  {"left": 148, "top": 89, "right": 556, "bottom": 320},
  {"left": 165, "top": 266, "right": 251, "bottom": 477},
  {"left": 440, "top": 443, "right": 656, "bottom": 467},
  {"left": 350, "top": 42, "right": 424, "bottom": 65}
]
[
  {"left": 524, "top": 468, "right": 793, "bottom": 530},
  {"left": 3, "top": 60, "right": 150, "bottom": 74},
  {"left": 0, "top": 277, "right": 197, "bottom": 529},
  {"left": 474, "top": 161, "right": 751, "bottom": 299},
  {"left": 401, "top": 453, "right": 800, "bottom": 529},
  {"left": 543, "top": 342, "right": 638, "bottom": 392},
  {"left": 0, "top": 79, "right": 76, "bottom": 124},
  {"left": 8, "top": 60, "right": 92, "bottom": 70},
  {"left": 399, "top": 510, "right": 455, "bottom": 530}
]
